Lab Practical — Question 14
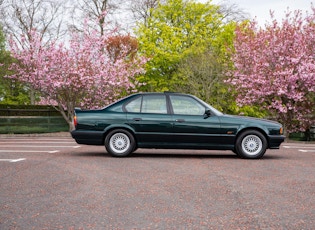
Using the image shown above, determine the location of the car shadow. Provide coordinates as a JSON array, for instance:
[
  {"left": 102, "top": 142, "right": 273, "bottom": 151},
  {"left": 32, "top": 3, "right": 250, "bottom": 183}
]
[
  {"left": 69, "top": 151, "right": 107, "bottom": 158},
  {"left": 71, "top": 151, "right": 236, "bottom": 158},
  {"left": 132, "top": 152, "right": 237, "bottom": 159},
  {"left": 133, "top": 153, "right": 284, "bottom": 160},
  {"left": 71, "top": 150, "right": 284, "bottom": 160},
  {"left": 130, "top": 150, "right": 237, "bottom": 158}
]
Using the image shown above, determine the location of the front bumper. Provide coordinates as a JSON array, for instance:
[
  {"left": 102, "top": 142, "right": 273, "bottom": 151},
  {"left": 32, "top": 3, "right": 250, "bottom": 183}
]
[{"left": 268, "top": 135, "right": 286, "bottom": 149}]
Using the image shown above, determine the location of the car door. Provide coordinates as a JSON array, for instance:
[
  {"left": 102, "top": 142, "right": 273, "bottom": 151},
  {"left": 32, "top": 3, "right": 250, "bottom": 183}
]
[
  {"left": 168, "top": 95, "right": 223, "bottom": 148},
  {"left": 125, "top": 94, "right": 174, "bottom": 147}
]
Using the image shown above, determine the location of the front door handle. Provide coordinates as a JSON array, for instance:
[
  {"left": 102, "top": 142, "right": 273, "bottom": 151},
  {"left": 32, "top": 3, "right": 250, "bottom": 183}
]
[
  {"left": 175, "top": 119, "right": 185, "bottom": 123},
  {"left": 133, "top": 118, "right": 142, "bottom": 121}
]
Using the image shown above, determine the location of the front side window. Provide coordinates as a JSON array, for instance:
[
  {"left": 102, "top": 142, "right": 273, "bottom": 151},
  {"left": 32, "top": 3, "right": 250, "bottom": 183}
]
[{"left": 170, "top": 95, "right": 205, "bottom": 115}]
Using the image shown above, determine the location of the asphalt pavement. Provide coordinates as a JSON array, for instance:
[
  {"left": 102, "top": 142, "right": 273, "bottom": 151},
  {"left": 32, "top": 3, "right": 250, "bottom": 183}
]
[{"left": 1, "top": 134, "right": 315, "bottom": 229}]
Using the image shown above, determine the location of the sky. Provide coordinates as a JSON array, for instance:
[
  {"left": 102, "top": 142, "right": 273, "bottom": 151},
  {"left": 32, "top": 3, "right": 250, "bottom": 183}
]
[{"left": 209, "top": 0, "right": 314, "bottom": 25}]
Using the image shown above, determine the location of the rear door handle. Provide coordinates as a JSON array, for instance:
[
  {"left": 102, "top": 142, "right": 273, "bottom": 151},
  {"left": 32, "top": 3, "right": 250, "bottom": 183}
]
[
  {"left": 175, "top": 119, "right": 185, "bottom": 123},
  {"left": 133, "top": 118, "right": 142, "bottom": 121}
]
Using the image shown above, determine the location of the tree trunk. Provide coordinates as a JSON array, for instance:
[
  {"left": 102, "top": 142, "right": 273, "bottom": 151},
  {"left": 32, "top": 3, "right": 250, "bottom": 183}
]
[{"left": 53, "top": 103, "right": 75, "bottom": 132}]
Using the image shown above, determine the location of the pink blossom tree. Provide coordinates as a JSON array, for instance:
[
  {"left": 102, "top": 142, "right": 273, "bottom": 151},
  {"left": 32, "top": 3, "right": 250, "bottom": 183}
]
[
  {"left": 8, "top": 27, "right": 147, "bottom": 130},
  {"left": 227, "top": 8, "right": 315, "bottom": 134}
]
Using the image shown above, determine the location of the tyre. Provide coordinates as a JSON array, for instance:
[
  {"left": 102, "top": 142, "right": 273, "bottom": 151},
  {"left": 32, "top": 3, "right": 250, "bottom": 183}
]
[
  {"left": 235, "top": 130, "right": 267, "bottom": 159},
  {"left": 105, "top": 129, "right": 135, "bottom": 157}
]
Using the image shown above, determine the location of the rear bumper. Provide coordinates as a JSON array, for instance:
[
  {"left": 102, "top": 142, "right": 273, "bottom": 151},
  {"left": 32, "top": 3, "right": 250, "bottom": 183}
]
[
  {"left": 71, "top": 130, "right": 104, "bottom": 145},
  {"left": 268, "top": 135, "right": 286, "bottom": 149}
]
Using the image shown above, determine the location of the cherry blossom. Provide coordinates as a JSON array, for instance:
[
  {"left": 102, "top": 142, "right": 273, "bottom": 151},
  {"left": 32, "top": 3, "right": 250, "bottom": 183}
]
[
  {"left": 228, "top": 8, "right": 315, "bottom": 134},
  {"left": 8, "top": 26, "right": 147, "bottom": 130}
]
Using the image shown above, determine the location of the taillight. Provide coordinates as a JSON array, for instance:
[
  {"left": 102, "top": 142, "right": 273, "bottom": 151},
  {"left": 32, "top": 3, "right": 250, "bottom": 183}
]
[{"left": 73, "top": 115, "right": 78, "bottom": 127}]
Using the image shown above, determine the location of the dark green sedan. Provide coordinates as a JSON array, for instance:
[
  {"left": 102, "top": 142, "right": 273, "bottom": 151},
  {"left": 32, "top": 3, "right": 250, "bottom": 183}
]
[{"left": 71, "top": 92, "right": 285, "bottom": 159}]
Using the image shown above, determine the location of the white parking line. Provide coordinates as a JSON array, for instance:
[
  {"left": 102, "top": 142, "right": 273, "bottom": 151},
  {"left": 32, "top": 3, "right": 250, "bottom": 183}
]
[
  {"left": 0, "top": 145, "right": 80, "bottom": 148},
  {"left": 282, "top": 145, "right": 315, "bottom": 153},
  {"left": 0, "top": 150, "right": 60, "bottom": 153},
  {"left": 3, "top": 138, "right": 72, "bottom": 140},
  {"left": 283, "top": 146, "right": 315, "bottom": 149},
  {"left": 299, "top": 150, "right": 315, "bottom": 152},
  {"left": 0, "top": 141, "right": 75, "bottom": 144},
  {"left": 0, "top": 158, "right": 26, "bottom": 162}
]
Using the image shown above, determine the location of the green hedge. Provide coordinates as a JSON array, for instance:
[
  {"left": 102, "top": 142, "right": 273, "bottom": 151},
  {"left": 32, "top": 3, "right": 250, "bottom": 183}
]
[
  {"left": 0, "top": 105, "right": 68, "bottom": 134},
  {"left": 0, "top": 104, "right": 61, "bottom": 116}
]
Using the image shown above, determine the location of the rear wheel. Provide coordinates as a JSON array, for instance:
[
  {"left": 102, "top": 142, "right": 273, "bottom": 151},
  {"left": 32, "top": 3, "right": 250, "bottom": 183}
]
[
  {"left": 105, "top": 129, "right": 135, "bottom": 157},
  {"left": 235, "top": 130, "right": 267, "bottom": 159}
]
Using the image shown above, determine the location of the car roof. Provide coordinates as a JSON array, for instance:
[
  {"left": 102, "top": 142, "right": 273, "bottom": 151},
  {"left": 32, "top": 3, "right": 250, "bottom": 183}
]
[{"left": 136, "top": 92, "right": 191, "bottom": 96}]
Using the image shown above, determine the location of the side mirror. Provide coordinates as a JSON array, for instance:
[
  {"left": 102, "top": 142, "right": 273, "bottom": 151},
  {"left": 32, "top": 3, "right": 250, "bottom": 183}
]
[{"left": 204, "top": 109, "right": 211, "bottom": 119}]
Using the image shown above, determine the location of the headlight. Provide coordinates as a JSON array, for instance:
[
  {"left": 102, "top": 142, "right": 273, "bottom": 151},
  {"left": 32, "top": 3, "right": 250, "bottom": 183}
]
[
  {"left": 279, "top": 127, "right": 283, "bottom": 135},
  {"left": 268, "top": 127, "right": 283, "bottom": 135}
]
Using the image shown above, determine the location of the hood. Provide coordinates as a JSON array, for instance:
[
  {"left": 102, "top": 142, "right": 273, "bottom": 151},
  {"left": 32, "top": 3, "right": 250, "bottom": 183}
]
[{"left": 221, "top": 114, "right": 281, "bottom": 126}]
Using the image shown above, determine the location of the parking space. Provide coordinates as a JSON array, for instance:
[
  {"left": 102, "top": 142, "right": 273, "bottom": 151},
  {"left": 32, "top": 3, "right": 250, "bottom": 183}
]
[
  {"left": 0, "top": 136, "right": 80, "bottom": 163},
  {"left": 1, "top": 137, "right": 315, "bottom": 229},
  {"left": 282, "top": 142, "right": 315, "bottom": 153}
]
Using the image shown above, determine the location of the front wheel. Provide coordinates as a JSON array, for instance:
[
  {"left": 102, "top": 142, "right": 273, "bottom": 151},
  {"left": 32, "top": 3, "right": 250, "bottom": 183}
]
[
  {"left": 105, "top": 129, "right": 135, "bottom": 157},
  {"left": 235, "top": 130, "right": 267, "bottom": 159}
]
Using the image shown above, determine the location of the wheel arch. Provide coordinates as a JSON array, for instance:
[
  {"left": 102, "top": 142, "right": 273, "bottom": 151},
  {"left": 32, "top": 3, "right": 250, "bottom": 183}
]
[
  {"left": 102, "top": 125, "right": 137, "bottom": 145},
  {"left": 235, "top": 127, "right": 269, "bottom": 147}
]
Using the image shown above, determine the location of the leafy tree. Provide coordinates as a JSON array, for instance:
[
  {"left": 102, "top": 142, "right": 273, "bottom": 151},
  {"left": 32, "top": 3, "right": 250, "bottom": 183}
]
[
  {"left": 135, "top": 0, "right": 227, "bottom": 91},
  {"left": 0, "top": 25, "right": 31, "bottom": 105},
  {"left": 1, "top": 0, "right": 68, "bottom": 104},
  {"left": 8, "top": 26, "right": 147, "bottom": 130},
  {"left": 105, "top": 34, "right": 139, "bottom": 62},
  {"left": 175, "top": 47, "right": 268, "bottom": 117},
  {"left": 227, "top": 9, "right": 315, "bottom": 134},
  {"left": 174, "top": 49, "right": 227, "bottom": 110},
  {"left": 135, "top": 0, "right": 253, "bottom": 115},
  {"left": 0, "top": 25, "right": 4, "bottom": 51},
  {"left": 173, "top": 18, "right": 238, "bottom": 111}
]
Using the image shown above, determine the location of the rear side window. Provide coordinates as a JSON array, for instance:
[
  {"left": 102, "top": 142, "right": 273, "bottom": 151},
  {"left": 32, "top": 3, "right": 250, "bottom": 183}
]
[
  {"left": 124, "top": 95, "right": 167, "bottom": 114},
  {"left": 125, "top": 96, "right": 142, "bottom": 113}
]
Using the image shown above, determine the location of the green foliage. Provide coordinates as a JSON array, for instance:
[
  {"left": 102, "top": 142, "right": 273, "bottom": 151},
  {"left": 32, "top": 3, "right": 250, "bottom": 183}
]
[
  {"left": 0, "top": 104, "right": 61, "bottom": 116},
  {"left": 0, "top": 26, "right": 5, "bottom": 50},
  {"left": 227, "top": 103, "right": 269, "bottom": 118},
  {"left": 0, "top": 105, "right": 67, "bottom": 134},
  {"left": 135, "top": 0, "right": 228, "bottom": 91},
  {"left": 0, "top": 116, "right": 68, "bottom": 134},
  {"left": 134, "top": 0, "right": 256, "bottom": 116},
  {"left": 0, "top": 25, "right": 31, "bottom": 105},
  {"left": 174, "top": 49, "right": 227, "bottom": 108}
]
